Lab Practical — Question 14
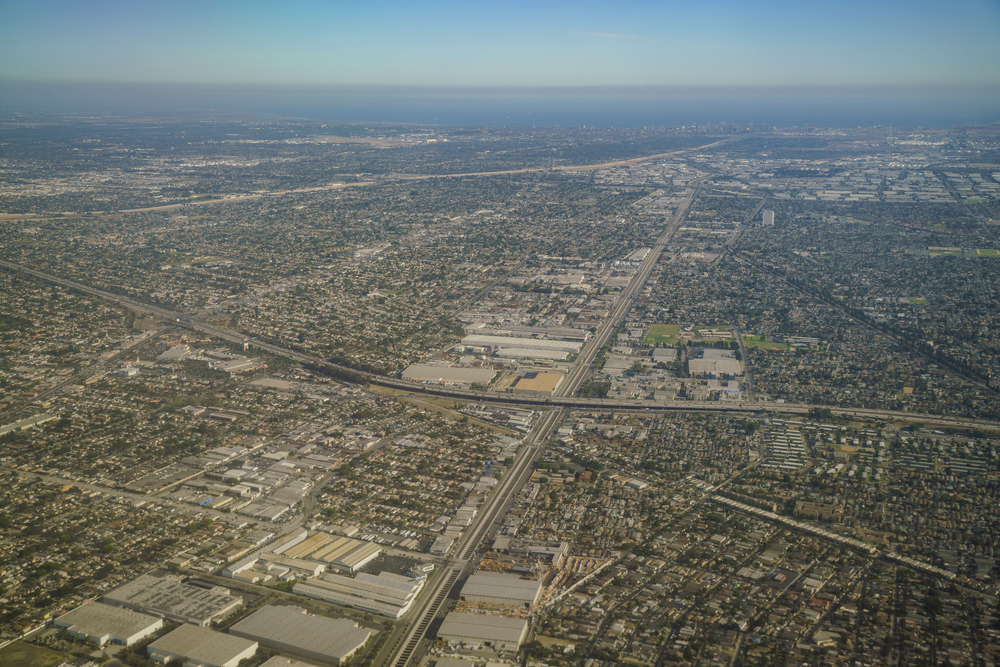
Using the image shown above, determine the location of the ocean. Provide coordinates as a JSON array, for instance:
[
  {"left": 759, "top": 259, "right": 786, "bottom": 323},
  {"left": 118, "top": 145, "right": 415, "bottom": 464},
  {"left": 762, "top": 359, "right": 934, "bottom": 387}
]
[{"left": 2, "top": 82, "right": 998, "bottom": 129}]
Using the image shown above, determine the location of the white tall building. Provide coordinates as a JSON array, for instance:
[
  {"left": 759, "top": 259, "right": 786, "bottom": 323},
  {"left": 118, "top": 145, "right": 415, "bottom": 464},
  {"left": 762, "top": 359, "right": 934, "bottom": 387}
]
[{"left": 762, "top": 210, "right": 775, "bottom": 226}]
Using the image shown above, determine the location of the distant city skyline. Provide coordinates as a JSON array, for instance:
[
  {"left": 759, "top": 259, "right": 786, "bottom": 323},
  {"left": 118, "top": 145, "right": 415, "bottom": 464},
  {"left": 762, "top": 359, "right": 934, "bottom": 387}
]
[{"left": 1, "top": 0, "right": 999, "bottom": 89}]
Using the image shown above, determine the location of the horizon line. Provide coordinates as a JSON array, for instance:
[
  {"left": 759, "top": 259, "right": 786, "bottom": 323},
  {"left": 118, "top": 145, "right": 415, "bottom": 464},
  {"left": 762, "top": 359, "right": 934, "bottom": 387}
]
[{"left": 3, "top": 80, "right": 1000, "bottom": 95}]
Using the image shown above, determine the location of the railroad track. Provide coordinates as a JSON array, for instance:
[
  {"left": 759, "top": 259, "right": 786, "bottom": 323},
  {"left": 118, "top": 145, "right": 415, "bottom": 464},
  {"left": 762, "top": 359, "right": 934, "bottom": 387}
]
[{"left": 387, "top": 568, "right": 462, "bottom": 667}]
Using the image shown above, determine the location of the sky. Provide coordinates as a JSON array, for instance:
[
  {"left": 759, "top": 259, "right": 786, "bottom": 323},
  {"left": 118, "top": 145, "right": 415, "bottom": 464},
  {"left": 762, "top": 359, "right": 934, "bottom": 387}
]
[{"left": 1, "top": 0, "right": 999, "bottom": 90}]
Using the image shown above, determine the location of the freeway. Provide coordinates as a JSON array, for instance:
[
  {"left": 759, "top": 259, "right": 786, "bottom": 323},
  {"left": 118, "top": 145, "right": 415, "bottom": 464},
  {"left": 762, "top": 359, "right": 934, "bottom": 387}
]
[
  {"left": 0, "top": 139, "right": 732, "bottom": 223},
  {"left": 3, "top": 258, "right": 999, "bottom": 434}
]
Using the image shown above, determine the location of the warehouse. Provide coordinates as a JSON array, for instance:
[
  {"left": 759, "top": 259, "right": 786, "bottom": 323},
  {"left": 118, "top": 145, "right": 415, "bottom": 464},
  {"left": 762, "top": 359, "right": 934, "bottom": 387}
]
[
  {"left": 259, "top": 658, "right": 322, "bottom": 667},
  {"left": 461, "top": 334, "right": 582, "bottom": 354},
  {"left": 401, "top": 365, "right": 497, "bottom": 386},
  {"left": 437, "top": 612, "right": 528, "bottom": 651},
  {"left": 509, "top": 372, "right": 564, "bottom": 397},
  {"left": 103, "top": 574, "right": 242, "bottom": 626},
  {"left": 146, "top": 624, "right": 257, "bottom": 667},
  {"left": 298, "top": 534, "right": 382, "bottom": 573},
  {"left": 459, "top": 572, "right": 542, "bottom": 608},
  {"left": 293, "top": 571, "right": 425, "bottom": 619},
  {"left": 268, "top": 531, "right": 381, "bottom": 573},
  {"left": 258, "top": 553, "right": 326, "bottom": 578},
  {"left": 267, "top": 529, "right": 309, "bottom": 555},
  {"left": 495, "top": 347, "right": 568, "bottom": 361},
  {"left": 229, "top": 605, "right": 371, "bottom": 666},
  {"left": 55, "top": 601, "right": 163, "bottom": 647}
]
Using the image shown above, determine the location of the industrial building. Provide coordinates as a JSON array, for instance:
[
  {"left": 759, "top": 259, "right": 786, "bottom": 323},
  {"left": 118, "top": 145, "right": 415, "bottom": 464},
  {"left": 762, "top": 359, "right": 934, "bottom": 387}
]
[
  {"left": 266, "top": 529, "right": 309, "bottom": 554},
  {"left": 258, "top": 553, "right": 326, "bottom": 578},
  {"left": 213, "top": 358, "right": 266, "bottom": 374},
  {"left": 509, "top": 372, "right": 564, "bottom": 397},
  {"left": 687, "top": 348, "right": 743, "bottom": 377},
  {"left": 401, "top": 365, "right": 497, "bottom": 386},
  {"left": 494, "top": 539, "right": 570, "bottom": 568},
  {"left": 469, "top": 325, "right": 589, "bottom": 342},
  {"left": 103, "top": 574, "right": 242, "bottom": 626},
  {"left": 54, "top": 601, "right": 163, "bottom": 647},
  {"left": 146, "top": 624, "right": 258, "bottom": 667},
  {"left": 437, "top": 612, "right": 528, "bottom": 651},
  {"left": 262, "top": 531, "right": 381, "bottom": 573},
  {"left": 259, "top": 658, "right": 321, "bottom": 667},
  {"left": 459, "top": 572, "right": 542, "bottom": 608},
  {"left": 429, "top": 535, "right": 454, "bottom": 556},
  {"left": 293, "top": 571, "right": 425, "bottom": 619},
  {"left": 460, "top": 334, "right": 582, "bottom": 355},
  {"left": 625, "top": 247, "right": 652, "bottom": 263},
  {"left": 495, "top": 347, "right": 569, "bottom": 361},
  {"left": 229, "top": 605, "right": 371, "bottom": 666}
]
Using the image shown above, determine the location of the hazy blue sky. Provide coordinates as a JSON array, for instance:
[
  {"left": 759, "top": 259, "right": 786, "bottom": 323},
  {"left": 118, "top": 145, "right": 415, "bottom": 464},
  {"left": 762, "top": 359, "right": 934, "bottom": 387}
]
[{"left": 1, "top": 0, "right": 998, "bottom": 88}]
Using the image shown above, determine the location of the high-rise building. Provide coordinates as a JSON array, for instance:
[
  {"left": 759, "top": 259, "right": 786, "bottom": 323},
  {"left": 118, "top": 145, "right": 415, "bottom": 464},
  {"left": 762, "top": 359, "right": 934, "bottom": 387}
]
[{"left": 762, "top": 210, "right": 775, "bottom": 226}]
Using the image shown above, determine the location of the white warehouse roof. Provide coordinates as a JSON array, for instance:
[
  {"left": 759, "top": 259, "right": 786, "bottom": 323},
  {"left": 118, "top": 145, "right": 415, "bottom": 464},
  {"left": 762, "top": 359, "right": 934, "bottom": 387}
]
[
  {"left": 54, "top": 601, "right": 163, "bottom": 647},
  {"left": 460, "top": 571, "right": 542, "bottom": 606},
  {"left": 462, "top": 335, "right": 582, "bottom": 353},
  {"left": 438, "top": 612, "right": 528, "bottom": 649},
  {"left": 229, "top": 605, "right": 371, "bottom": 666}
]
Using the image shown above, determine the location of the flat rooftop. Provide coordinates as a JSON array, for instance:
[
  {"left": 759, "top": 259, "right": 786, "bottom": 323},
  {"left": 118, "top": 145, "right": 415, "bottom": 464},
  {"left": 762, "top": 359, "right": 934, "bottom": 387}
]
[
  {"left": 55, "top": 601, "right": 161, "bottom": 641},
  {"left": 402, "top": 365, "right": 497, "bottom": 385},
  {"left": 461, "top": 572, "right": 542, "bottom": 604},
  {"left": 229, "top": 605, "right": 371, "bottom": 662},
  {"left": 512, "top": 372, "right": 563, "bottom": 393},
  {"left": 148, "top": 624, "right": 257, "bottom": 666},
  {"left": 103, "top": 573, "right": 242, "bottom": 625},
  {"left": 438, "top": 612, "right": 528, "bottom": 643}
]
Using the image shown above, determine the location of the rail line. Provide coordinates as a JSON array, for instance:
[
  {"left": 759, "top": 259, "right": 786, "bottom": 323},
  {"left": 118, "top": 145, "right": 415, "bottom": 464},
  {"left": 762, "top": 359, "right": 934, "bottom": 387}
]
[{"left": 388, "top": 568, "right": 462, "bottom": 667}]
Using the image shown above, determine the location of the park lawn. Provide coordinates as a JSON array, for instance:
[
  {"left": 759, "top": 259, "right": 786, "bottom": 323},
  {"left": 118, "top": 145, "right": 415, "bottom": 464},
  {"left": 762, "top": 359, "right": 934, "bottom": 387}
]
[
  {"left": 908, "top": 297, "right": 928, "bottom": 305},
  {"left": 0, "top": 641, "right": 66, "bottom": 667},
  {"left": 844, "top": 217, "right": 873, "bottom": 225},
  {"left": 644, "top": 323, "right": 680, "bottom": 345},
  {"left": 743, "top": 335, "right": 789, "bottom": 350},
  {"left": 977, "top": 248, "right": 1000, "bottom": 256}
]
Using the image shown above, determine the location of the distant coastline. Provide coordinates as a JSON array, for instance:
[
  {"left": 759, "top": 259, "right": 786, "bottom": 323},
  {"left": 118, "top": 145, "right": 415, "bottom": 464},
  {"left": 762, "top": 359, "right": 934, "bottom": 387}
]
[{"left": 2, "top": 81, "right": 998, "bottom": 129}]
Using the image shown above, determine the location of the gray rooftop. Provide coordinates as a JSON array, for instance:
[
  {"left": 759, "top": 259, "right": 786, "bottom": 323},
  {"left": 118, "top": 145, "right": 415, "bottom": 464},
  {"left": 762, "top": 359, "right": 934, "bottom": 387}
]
[
  {"left": 104, "top": 573, "right": 242, "bottom": 625},
  {"left": 438, "top": 612, "right": 528, "bottom": 643},
  {"left": 259, "top": 657, "right": 322, "bottom": 667},
  {"left": 229, "top": 605, "right": 371, "bottom": 660},
  {"left": 148, "top": 624, "right": 257, "bottom": 666},
  {"left": 461, "top": 572, "right": 542, "bottom": 604},
  {"left": 55, "top": 601, "right": 161, "bottom": 640},
  {"left": 402, "top": 365, "right": 497, "bottom": 384}
]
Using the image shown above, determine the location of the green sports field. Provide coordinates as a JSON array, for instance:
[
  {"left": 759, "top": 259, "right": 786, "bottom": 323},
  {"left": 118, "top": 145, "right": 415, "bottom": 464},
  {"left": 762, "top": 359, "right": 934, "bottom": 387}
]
[
  {"left": 644, "top": 324, "right": 680, "bottom": 345},
  {"left": 743, "top": 335, "right": 789, "bottom": 350}
]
